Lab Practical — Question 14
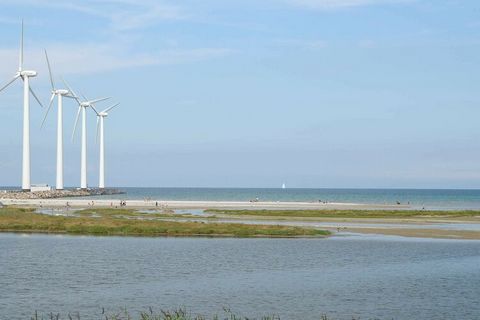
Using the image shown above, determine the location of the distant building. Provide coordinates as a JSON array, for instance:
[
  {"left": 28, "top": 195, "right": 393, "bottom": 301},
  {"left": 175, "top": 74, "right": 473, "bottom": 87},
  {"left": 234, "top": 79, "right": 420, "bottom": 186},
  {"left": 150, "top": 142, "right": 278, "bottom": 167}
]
[{"left": 31, "top": 184, "right": 52, "bottom": 192}]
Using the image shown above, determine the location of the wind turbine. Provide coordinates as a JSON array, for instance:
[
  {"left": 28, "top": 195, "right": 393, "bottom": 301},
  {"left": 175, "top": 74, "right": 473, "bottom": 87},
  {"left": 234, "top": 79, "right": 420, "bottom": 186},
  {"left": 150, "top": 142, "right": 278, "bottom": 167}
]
[
  {"left": 62, "top": 79, "right": 110, "bottom": 190},
  {"left": 0, "top": 20, "right": 44, "bottom": 191},
  {"left": 93, "top": 103, "right": 119, "bottom": 189},
  {"left": 41, "top": 50, "right": 71, "bottom": 190}
]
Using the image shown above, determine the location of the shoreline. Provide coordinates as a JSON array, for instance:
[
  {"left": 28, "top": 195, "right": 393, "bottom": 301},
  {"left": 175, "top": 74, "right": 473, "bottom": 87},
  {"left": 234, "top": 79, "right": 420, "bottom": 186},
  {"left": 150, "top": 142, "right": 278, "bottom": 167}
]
[
  {"left": 0, "top": 198, "right": 411, "bottom": 210},
  {"left": 0, "top": 229, "right": 324, "bottom": 239}
]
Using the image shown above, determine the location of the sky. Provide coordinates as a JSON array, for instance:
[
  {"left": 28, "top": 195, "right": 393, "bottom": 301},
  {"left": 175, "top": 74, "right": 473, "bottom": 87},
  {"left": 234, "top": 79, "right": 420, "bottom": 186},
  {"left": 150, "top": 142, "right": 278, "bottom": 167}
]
[{"left": 0, "top": 0, "right": 480, "bottom": 189}]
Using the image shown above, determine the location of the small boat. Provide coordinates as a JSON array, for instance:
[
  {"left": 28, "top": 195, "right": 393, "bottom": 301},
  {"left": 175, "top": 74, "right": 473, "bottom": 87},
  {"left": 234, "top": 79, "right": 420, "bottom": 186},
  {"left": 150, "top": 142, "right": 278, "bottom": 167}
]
[{"left": 282, "top": 183, "right": 286, "bottom": 189}]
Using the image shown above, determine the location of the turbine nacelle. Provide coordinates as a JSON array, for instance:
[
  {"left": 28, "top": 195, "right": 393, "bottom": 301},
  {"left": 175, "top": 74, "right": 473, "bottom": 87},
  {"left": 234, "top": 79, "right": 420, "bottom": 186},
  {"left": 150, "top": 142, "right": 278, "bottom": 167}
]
[
  {"left": 19, "top": 70, "right": 37, "bottom": 77},
  {"left": 80, "top": 102, "right": 93, "bottom": 108},
  {"left": 95, "top": 103, "right": 119, "bottom": 145},
  {"left": 54, "top": 89, "right": 69, "bottom": 95},
  {"left": 41, "top": 51, "right": 73, "bottom": 130}
]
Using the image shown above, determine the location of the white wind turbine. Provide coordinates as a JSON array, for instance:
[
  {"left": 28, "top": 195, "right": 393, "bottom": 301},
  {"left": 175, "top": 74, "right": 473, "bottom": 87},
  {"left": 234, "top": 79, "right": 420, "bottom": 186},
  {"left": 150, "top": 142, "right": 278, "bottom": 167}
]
[
  {"left": 0, "top": 20, "right": 44, "bottom": 191},
  {"left": 93, "top": 103, "right": 119, "bottom": 189},
  {"left": 41, "top": 50, "right": 71, "bottom": 190},
  {"left": 62, "top": 79, "right": 110, "bottom": 190}
]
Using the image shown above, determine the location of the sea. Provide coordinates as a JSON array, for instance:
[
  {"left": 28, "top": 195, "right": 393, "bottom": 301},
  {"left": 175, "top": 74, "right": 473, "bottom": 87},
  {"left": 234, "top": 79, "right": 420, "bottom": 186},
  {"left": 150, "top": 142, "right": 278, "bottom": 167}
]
[
  {"left": 3, "top": 187, "right": 480, "bottom": 210},
  {"left": 76, "top": 187, "right": 480, "bottom": 210}
]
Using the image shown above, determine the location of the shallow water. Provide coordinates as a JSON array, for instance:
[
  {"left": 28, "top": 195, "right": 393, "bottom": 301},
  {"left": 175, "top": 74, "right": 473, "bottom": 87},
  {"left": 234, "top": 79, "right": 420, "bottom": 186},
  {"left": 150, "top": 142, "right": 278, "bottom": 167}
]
[
  {"left": 1, "top": 233, "right": 479, "bottom": 320},
  {"left": 211, "top": 218, "right": 480, "bottom": 231},
  {"left": 33, "top": 207, "right": 480, "bottom": 231}
]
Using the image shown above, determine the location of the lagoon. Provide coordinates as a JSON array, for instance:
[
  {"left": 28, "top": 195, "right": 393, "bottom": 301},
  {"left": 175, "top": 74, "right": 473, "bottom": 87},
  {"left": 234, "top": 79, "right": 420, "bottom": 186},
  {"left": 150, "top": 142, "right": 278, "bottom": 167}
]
[{"left": 1, "top": 233, "right": 479, "bottom": 319}]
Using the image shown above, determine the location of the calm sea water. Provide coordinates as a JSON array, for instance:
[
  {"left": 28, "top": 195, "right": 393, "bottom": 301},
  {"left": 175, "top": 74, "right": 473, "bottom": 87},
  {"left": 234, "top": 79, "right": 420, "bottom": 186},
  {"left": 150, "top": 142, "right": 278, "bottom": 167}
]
[
  {"left": 3, "top": 187, "right": 480, "bottom": 209},
  {"left": 0, "top": 233, "right": 479, "bottom": 320},
  {"left": 83, "top": 187, "right": 480, "bottom": 210}
]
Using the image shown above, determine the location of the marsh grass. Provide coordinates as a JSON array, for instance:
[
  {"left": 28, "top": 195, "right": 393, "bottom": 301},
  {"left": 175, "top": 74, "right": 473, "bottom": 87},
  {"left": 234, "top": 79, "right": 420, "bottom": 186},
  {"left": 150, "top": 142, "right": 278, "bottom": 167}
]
[
  {"left": 31, "top": 308, "right": 339, "bottom": 320},
  {"left": 206, "top": 209, "right": 480, "bottom": 219},
  {"left": 76, "top": 208, "right": 216, "bottom": 220},
  {"left": 0, "top": 207, "right": 329, "bottom": 238}
]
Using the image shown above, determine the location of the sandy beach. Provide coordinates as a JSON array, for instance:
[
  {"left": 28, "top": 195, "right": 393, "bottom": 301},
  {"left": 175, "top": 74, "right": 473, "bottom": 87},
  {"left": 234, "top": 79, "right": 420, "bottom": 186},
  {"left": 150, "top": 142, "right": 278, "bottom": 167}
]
[{"left": 0, "top": 198, "right": 410, "bottom": 210}]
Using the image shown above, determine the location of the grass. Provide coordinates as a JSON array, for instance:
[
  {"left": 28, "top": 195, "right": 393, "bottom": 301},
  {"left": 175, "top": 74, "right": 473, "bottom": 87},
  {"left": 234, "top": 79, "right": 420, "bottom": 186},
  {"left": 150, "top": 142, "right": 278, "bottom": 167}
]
[
  {"left": 76, "top": 208, "right": 215, "bottom": 219},
  {"left": 205, "top": 209, "right": 480, "bottom": 219},
  {"left": 31, "top": 308, "right": 338, "bottom": 320},
  {"left": 0, "top": 207, "right": 329, "bottom": 238}
]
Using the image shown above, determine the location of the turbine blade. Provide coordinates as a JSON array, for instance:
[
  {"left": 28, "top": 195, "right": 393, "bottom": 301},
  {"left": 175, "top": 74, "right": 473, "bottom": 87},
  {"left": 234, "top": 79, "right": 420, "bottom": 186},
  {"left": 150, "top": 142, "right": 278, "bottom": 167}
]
[
  {"left": 62, "top": 77, "right": 81, "bottom": 105},
  {"left": 80, "top": 91, "right": 88, "bottom": 102},
  {"left": 72, "top": 106, "right": 81, "bottom": 141},
  {"left": 29, "top": 86, "right": 45, "bottom": 108},
  {"left": 19, "top": 19, "right": 23, "bottom": 71},
  {"left": 0, "top": 76, "right": 19, "bottom": 94},
  {"left": 41, "top": 93, "right": 55, "bottom": 128},
  {"left": 44, "top": 49, "right": 55, "bottom": 90},
  {"left": 65, "top": 94, "right": 81, "bottom": 104},
  {"left": 88, "top": 97, "right": 111, "bottom": 105},
  {"left": 61, "top": 77, "right": 81, "bottom": 104},
  {"left": 102, "top": 103, "right": 119, "bottom": 114},
  {"left": 90, "top": 104, "right": 99, "bottom": 116}
]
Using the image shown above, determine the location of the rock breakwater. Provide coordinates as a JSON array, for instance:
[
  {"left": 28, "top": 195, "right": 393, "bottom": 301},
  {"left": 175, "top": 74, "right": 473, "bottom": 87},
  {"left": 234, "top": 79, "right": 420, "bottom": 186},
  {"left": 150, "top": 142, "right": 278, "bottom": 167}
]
[{"left": 0, "top": 189, "right": 124, "bottom": 200}]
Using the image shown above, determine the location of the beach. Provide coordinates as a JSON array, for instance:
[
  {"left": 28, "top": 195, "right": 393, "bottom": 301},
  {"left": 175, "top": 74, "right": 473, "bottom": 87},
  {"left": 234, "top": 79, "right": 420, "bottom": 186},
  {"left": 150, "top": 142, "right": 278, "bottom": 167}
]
[{"left": 0, "top": 198, "right": 409, "bottom": 210}]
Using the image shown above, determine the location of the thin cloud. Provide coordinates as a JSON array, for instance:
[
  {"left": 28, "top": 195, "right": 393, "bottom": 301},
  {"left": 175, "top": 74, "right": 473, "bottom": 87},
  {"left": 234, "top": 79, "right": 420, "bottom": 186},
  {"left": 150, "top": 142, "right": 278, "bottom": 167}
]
[
  {"left": 273, "top": 38, "right": 328, "bottom": 50},
  {"left": 0, "top": 0, "right": 189, "bottom": 31},
  {"left": 0, "top": 44, "right": 233, "bottom": 77},
  {"left": 0, "top": 1, "right": 230, "bottom": 77},
  {"left": 284, "top": 0, "right": 413, "bottom": 9}
]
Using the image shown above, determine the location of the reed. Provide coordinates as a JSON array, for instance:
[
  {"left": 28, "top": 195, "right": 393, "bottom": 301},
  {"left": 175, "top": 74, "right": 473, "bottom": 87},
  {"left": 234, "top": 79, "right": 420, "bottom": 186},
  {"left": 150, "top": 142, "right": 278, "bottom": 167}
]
[{"left": 31, "top": 308, "right": 338, "bottom": 320}]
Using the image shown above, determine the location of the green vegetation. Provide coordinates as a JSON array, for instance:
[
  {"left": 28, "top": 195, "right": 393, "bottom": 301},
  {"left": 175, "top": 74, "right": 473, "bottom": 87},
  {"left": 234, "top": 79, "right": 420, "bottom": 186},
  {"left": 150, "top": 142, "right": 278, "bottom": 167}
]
[
  {"left": 75, "top": 208, "right": 214, "bottom": 219},
  {"left": 206, "top": 209, "right": 480, "bottom": 219},
  {"left": 0, "top": 207, "right": 329, "bottom": 238},
  {"left": 31, "top": 308, "right": 340, "bottom": 320}
]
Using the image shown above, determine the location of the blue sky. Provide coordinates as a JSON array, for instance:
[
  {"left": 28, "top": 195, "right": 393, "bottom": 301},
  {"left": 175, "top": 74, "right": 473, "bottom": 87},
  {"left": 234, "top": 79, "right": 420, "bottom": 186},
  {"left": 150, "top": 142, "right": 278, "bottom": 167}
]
[{"left": 0, "top": 0, "right": 480, "bottom": 188}]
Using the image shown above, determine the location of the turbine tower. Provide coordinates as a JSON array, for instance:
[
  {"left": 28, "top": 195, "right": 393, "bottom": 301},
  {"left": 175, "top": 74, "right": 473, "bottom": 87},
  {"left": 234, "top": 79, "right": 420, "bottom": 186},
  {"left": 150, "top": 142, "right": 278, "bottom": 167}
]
[
  {"left": 41, "top": 50, "right": 71, "bottom": 190},
  {"left": 0, "top": 20, "right": 44, "bottom": 191},
  {"left": 94, "top": 103, "right": 119, "bottom": 189},
  {"left": 63, "top": 79, "right": 109, "bottom": 190}
]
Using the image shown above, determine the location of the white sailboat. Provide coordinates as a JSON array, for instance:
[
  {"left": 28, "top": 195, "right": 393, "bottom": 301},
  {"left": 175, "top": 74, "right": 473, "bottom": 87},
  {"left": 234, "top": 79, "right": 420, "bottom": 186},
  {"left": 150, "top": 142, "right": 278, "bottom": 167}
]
[{"left": 282, "top": 183, "right": 286, "bottom": 189}]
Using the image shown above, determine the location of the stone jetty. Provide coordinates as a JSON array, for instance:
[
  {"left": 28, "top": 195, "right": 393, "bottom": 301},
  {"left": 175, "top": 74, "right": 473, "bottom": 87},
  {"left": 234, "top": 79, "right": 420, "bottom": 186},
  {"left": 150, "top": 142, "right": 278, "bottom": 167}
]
[{"left": 0, "top": 188, "right": 124, "bottom": 200}]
